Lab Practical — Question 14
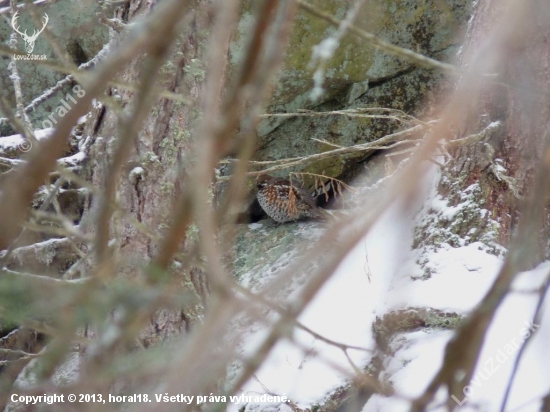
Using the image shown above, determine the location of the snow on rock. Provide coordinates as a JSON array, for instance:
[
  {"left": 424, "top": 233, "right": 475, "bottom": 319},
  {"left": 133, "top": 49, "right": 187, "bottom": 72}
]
[
  {"left": 232, "top": 162, "right": 550, "bottom": 412},
  {"left": 243, "top": 403, "right": 294, "bottom": 412},
  {"left": 237, "top": 239, "right": 375, "bottom": 410},
  {"left": 232, "top": 166, "right": 434, "bottom": 410},
  {"left": 0, "top": 128, "right": 87, "bottom": 168},
  {"left": 414, "top": 179, "right": 505, "bottom": 256},
  {"left": 0, "top": 237, "right": 69, "bottom": 266},
  {"left": 230, "top": 216, "right": 378, "bottom": 410},
  {"left": 378, "top": 330, "right": 454, "bottom": 398},
  {"left": 365, "top": 262, "right": 550, "bottom": 412},
  {"left": 383, "top": 242, "right": 502, "bottom": 313},
  {"left": 0, "top": 128, "right": 54, "bottom": 156},
  {"left": 5, "top": 352, "right": 80, "bottom": 412},
  {"left": 58, "top": 151, "right": 86, "bottom": 167},
  {"left": 361, "top": 166, "right": 549, "bottom": 411},
  {"left": 128, "top": 166, "right": 145, "bottom": 182}
]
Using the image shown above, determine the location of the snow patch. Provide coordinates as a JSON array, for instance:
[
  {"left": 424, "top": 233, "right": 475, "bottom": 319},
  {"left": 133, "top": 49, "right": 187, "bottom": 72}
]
[
  {"left": 129, "top": 166, "right": 145, "bottom": 182},
  {"left": 383, "top": 242, "right": 502, "bottom": 313},
  {"left": 58, "top": 151, "right": 86, "bottom": 167},
  {"left": 0, "top": 128, "right": 53, "bottom": 151},
  {"left": 234, "top": 238, "right": 375, "bottom": 409}
]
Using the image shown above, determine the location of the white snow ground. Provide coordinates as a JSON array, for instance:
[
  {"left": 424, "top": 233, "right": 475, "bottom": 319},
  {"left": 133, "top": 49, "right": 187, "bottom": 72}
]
[
  {"left": 235, "top": 167, "right": 550, "bottom": 412},
  {"left": 2, "top": 126, "right": 547, "bottom": 410},
  {"left": 0, "top": 128, "right": 53, "bottom": 151}
]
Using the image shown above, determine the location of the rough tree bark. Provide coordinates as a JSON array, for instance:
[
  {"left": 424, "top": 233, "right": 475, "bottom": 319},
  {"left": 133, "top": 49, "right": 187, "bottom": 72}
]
[
  {"left": 2, "top": 0, "right": 548, "bottom": 410},
  {"left": 407, "top": 0, "right": 550, "bottom": 409},
  {"left": 80, "top": 0, "right": 212, "bottom": 345},
  {"left": 416, "top": 0, "right": 550, "bottom": 265}
]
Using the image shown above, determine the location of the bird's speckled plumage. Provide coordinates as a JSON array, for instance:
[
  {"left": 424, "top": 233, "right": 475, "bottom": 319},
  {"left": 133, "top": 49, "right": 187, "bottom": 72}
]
[{"left": 256, "top": 175, "right": 326, "bottom": 223}]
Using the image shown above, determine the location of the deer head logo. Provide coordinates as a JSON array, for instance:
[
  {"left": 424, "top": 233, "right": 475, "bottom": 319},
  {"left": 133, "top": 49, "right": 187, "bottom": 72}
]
[{"left": 11, "top": 11, "right": 49, "bottom": 54}]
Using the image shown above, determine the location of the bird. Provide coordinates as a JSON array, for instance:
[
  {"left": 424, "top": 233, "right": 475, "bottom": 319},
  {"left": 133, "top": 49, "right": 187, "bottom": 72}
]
[{"left": 256, "top": 175, "right": 329, "bottom": 223}]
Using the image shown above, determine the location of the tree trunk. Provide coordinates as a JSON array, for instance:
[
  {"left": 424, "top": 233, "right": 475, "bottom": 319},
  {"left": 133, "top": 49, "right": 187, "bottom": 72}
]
[
  {"left": 80, "top": 0, "right": 212, "bottom": 345},
  {"left": 415, "top": 0, "right": 550, "bottom": 267},
  {"left": 406, "top": 0, "right": 550, "bottom": 408}
]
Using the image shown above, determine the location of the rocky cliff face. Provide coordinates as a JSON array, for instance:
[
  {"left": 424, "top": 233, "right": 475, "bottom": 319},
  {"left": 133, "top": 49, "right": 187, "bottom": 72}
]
[
  {"left": 11, "top": 0, "right": 539, "bottom": 410},
  {"left": 232, "top": 0, "right": 471, "bottom": 182},
  {"left": 228, "top": 1, "right": 476, "bottom": 410}
]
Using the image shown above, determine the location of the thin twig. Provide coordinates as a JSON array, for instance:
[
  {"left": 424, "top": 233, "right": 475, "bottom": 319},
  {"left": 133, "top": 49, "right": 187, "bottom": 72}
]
[
  {"left": 499, "top": 268, "right": 550, "bottom": 412},
  {"left": 297, "top": 0, "right": 463, "bottom": 76},
  {"left": 217, "top": 124, "right": 424, "bottom": 178}
]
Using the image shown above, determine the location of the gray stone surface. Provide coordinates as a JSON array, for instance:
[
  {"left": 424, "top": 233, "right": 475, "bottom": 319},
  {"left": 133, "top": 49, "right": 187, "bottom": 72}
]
[{"left": 230, "top": 0, "right": 471, "bottom": 182}]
